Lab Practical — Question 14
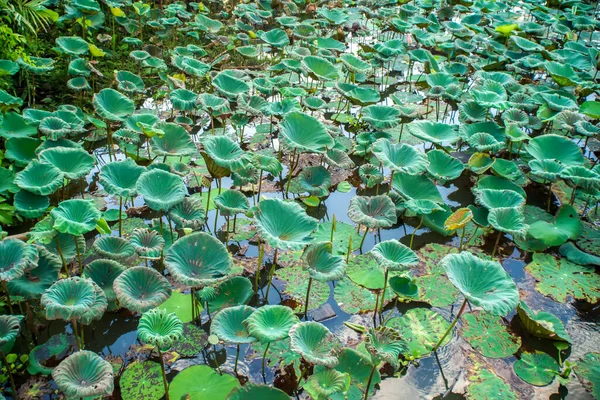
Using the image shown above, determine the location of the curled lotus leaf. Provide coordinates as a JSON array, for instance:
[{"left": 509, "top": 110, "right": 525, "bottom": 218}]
[
  {"left": 212, "top": 71, "right": 250, "bottom": 98},
  {"left": 151, "top": 122, "right": 196, "bottom": 156},
  {"left": 364, "top": 327, "right": 406, "bottom": 369},
  {"left": 115, "top": 70, "right": 145, "bottom": 93},
  {"left": 525, "top": 134, "right": 585, "bottom": 166},
  {"left": 527, "top": 205, "right": 581, "bottom": 248},
  {"left": 260, "top": 28, "right": 290, "bottom": 47},
  {"left": 137, "top": 308, "right": 183, "bottom": 351},
  {"left": 392, "top": 172, "right": 443, "bottom": 214},
  {"left": 55, "top": 36, "right": 89, "bottom": 56},
  {"left": 214, "top": 190, "right": 250, "bottom": 216},
  {"left": 130, "top": 228, "right": 165, "bottom": 259},
  {"left": 93, "top": 88, "right": 135, "bottom": 122},
  {"left": 211, "top": 305, "right": 256, "bottom": 344},
  {"left": 407, "top": 120, "right": 460, "bottom": 144},
  {"left": 488, "top": 207, "right": 528, "bottom": 236},
  {"left": 475, "top": 189, "right": 525, "bottom": 210},
  {"left": 296, "top": 166, "right": 332, "bottom": 197},
  {"left": 168, "top": 197, "right": 205, "bottom": 230},
  {"left": 0, "top": 315, "right": 21, "bottom": 354},
  {"left": 305, "top": 367, "right": 351, "bottom": 400},
  {"left": 41, "top": 277, "right": 108, "bottom": 325},
  {"left": 289, "top": 322, "right": 342, "bottom": 367},
  {"left": 0, "top": 238, "right": 38, "bottom": 282},
  {"left": 559, "top": 242, "right": 600, "bottom": 267},
  {"left": 255, "top": 198, "right": 318, "bottom": 250},
  {"left": 99, "top": 158, "right": 146, "bottom": 198},
  {"left": 83, "top": 259, "right": 126, "bottom": 302},
  {"left": 205, "top": 276, "right": 253, "bottom": 312},
  {"left": 136, "top": 169, "right": 186, "bottom": 212},
  {"left": 244, "top": 304, "right": 300, "bottom": 343},
  {"left": 348, "top": 195, "right": 397, "bottom": 229},
  {"left": 92, "top": 235, "right": 136, "bottom": 261},
  {"left": 14, "top": 189, "right": 49, "bottom": 219},
  {"left": 560, "top": 165, "right": 600, "bottom": 190},
  {"left": 8, "top": 246, "right": 59, "bottom": 299},
  {"left": 371, "top": 240, "right": 418, "bottom": 271},
  {"left": 52, "top": 350, "right": 114, "bottom": 398},
  {"left": 362, "top": 105, "right": 402, "bottom": 130},
  {"left": 28, "top": 333, "right": 76, "bottom": 376},
  {"left": 50, "top": 199, "right": 101, "bottom": 236},
  {"left": 440, "top": 251, "right": 519, "bottom": 316},
  {"left": 426, "top": 150, "right": 464, "bottom": 182},
  {"left": 279, "top": 111, "right": 334, "bottom": 154},
  {"left": 302, "top": 55, "right": 341, "bottom": 81},
  {"left": 372, "top": 139, "right": 428, "bottom": 174},
  {"left": 113, "top": 266, "right": 172, "bottom": 313},
  {"left": 517, "top": 301, "right": 571, "bottom": 342},
  {"left": 14, "top": 160, "right": 64, "bottom": 196},
  {"left": 302, "top": 241, "right": 346, "bottom": 282},
  {"left": 444, "top": 208, "right": 473, "bottom": 230},
  {"left": 201, "top": 135, "right": 249, "bottom": 172},
  {"left": 165, "top": 232, "right": 231, "bottom": 287}
]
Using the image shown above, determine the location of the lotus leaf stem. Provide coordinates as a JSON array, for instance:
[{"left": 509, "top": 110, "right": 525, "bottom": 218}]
[
  {"left": 432, "top": 298, "right": 468, "bottom": 352},
  {"left": 257, "top": 169, "right": 264, "bottom": 202},
  {"left": 0, "top": 351, "right": 17, "bottom": 400},
  {"left": 264, "top": 248, "right": 278, "bottom": 301},
  {"left": 72, "top": 318, "right": 82, "bottom": 350},
  {"left": 363, "top": 363, "right": 378, "bottom": 400},
  {"left": 73, "top": 236, "right": 83, "bottom": 274},
  {"left": 373, "top": 290, "right": 380, "bottom": 327},
  {"left": 1, "top": 281, "right": 13, "bottom": 315},
  {"left": 119, "top": 197, "right": 123, "bottom": 237},
  {"left": 359, "top": 226, "right": 369, "bottom": 251},
  {"left": 234, "top": 344, "right": 240, "bottom": 373},
  {"left": 255, "top": 240, "right": 264, "bottom": 294},
  {"left": 409, "top": 214, "right": 424, "bottom": 249},
  {"left": 262, "top": 341, "right": 271, "bottom": 383},
  {"left": 379, "top": 268, "right": 389, "bottom": 317},
  {"left": 304, "top": 277, "right": 313, "bottom": 319},
  {"left": 55, "top": 236, "right": 68, "bottom": 276},
  {"left": 285, "top": 149, "right": 298, "bottom": 198},
  {"left": 491, "top": 231, "right": 502, "bottom": 257},
  {"left": 157, "top": 348, "right": 170, "bottom": 400},
  {"left": 458, "top": 226, "right": 467, "bottom": 251},
  {"left": 386, "top": 171, "right": 395, "bottom": 195}
]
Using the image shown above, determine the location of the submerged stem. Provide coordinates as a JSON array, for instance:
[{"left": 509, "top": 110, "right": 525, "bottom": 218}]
[{"left": 432, "top": 298, "right": 468, "bottom": 352}]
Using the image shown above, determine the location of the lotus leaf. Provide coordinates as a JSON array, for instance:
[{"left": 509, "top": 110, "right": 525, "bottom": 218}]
[
  {"left": 407, "top": 120, "right": 459, "bottom": 144},
  {"left": 83, "top": 259, "right": 126, "bottom": 302},
  {"left": 386, "top": 308, "right": 450, "bottom": 358},
  {"left": 41, "top": 277, "right": 107, "bottom": 325},
  {"left": 137, "top": 169, "right": 186, "bottom": 211},
  {"left": 169, "top": 365, "right": 239, "bottom": 400},
  {"left": 137, "top": 308, "right": 183, "bottom": 351},
  {"left": 15, "top": 160, "right": 63, "bottom": 196},
  {"left": 289, "top": 322, "right": 341, "bottom": 367},
  {"left": 113, "top": 266, "right": 172, "bottom": 313},
  {"left": 120, "top": 361, "right": 164, "bottom": 400},
  {"left": 52, "top": 350, "right": 114, "bottom": 398},
  {"left": 348, "top": 195, "right": 397, "bottom": 229},
  {"left": 559, "top": 242, "right": 600, "bottom": 267},
  {"left": 372, "top": 139, "right": 428, "bottom": 174},
  {"left": 302, "top": 56, "right": 341, "bottom": 81},
  {"left": 525, "top": 134, "right": 584, "bottom": 166},
  {"left": 100, "top": 158, "right": 146, "bottom": 198},
  {"left": 51, "top": 199, "right": 101, "bottom": 236},
  {"left": 245, "top": 305, "right": 299, "bottom": 343},
  {"left": 302, "top": 241, "right": 346, "bottom": 282},
  {"left": 38, "top": 147, "right": 95, "bottom": 180},
  {"left": 151, "top": 122, "right": 196, "bottom": 156},
  {"left": 8, "top": 246, "right": 59, "bottom": 299},
  {"left": 93, "top": 88, "right": 135, "bottom": 121},
  {"left": 517, "top": 301, "right": 570, "bottom": 342},
  {"left": 574, "top": 352, "right": 600, "bottom": 398},
  {"left": 460, "top": 311, "right": 521, "bottom": 358},
  {"left": 255, "top": 198, "right": 318, "bottom": 250},
  {"left": 513, "top": 351, "right": 559, "bottom": 386},
  {"left": 279, "top": 112, "right": 334, "bottom": 154}
]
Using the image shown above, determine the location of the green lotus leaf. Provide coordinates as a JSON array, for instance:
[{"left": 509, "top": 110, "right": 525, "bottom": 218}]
[
  {"left": 491, "top": 159, "right": 526, "bottom": 184},
  {"left": 348, "top": 194, "right": 397, "bottom": 229},
  {"left": 579, "top": 100, "right": 600, "bottom": 119},
  {"left": 236, "top": 46, "right": 259, "bottom": 58},
  {"left": 205, "top": 276, "right": 253, "bottom": 312},
  {"left": 386, "top": 308, "right": 450, "bottom": 358},
  {"left": 0, "top": 167, "right": 19, "bottom": 196},
  {"left": 336, "top": 83, "right": 380, "bottom": 106},
  {"left": 165, "top": 232, "right": 231, "bottom": 287},
  {"left": 83, "top": 259, "right": 126, "bottom": 302},
  {"left": 93, "top": 88, "right": 135, "bottom": 122},
  {"left": 13, "top": 188, "right": 49, "bottom": 219},
  {"left": 392, "top": 172, "right": 443, "bottom": 214},
  {"left": 52, "top": 350, "right": 114, "bottom": 398},
  {"left": 0, "top": 112, "right": 37, "bottom": 138},
  {"left": 302, "top": 241, "right": 346, "bottom": 282},
  {"left": 459, "top": 100, "right": 488, "bottom": 122},
  {"left": 525, "top": 253, "right": 600, "bottom": 303},
  {"left": 279, "top": 111, "right": 334, "bottom": 154},
  {"left": 4, "top": 137, "right": 37, "bottom": 168},
  {"left": 441, "top": 252, "right": 519, "bottom": 316},
  {"left": 50, "top": 199, "right": 101, "bottom": 236},
  {"left": 292, "top": 23, "right": 317, "bottom": 40},
  {"left": 245, "top": 304, "right": 300, "bottom": 343},
  {"left": 513, "top": 351, "right": 559, "bottom": 386},
  {"left": 120, "top": 361, "right": 164, "bottom": 400},
  {"left": 324, "top": 148, "right": 354, "bottom": 170},
  {"left": 211, "top": 304, "right": 255, "bottom": 344},
  {"left": 14, "top": 160, "right": 63, "bottom": 196},
  {"left": 488, "top": 207, "right": 527, "bottom": 236},
  {"left": 0, "top": 60, "right": 19, "bottom": 76},
  {"left": 114, "top": 266, "right": 172, "bottom": 313},
  {"left": 0, "top": 90, "right": 22, "bottom": 111},
  {"left": 38, "top": 147, "right": 95, "bottom": 180},
  {"left": 289, "top": 322, "right": 341, "bottom": 367},
  {"left": 92, "top": 235, "right": 136, "bottom": 261},
  {"left": 359, "top": 163, "right": 384, "bottom": 188},
  {"left": 340, "top": 53, "right": 371, "bottom": 73},
  {"left": 168, "top": 197, "right": 205, "bottom": 230},
  {"left": 294, "top": 166, "right": 332, "bottom": 197},
  {"left": 540, "top": 93, "right": 578, "bottom": 113},
  {"left": 21, "top": 109, "right": 51, "bottom": 126},
  {"left": 27, "top": 333, "right": 75, "bottom": 376},
  {"left": 407, "top": 120, "right": 459, "bottom": 144},
  {"left": 115, "top": 70, "right": 145, "bottom": 94},
  {"left": 526, "top": 204, "right": 580, "bottom": 248},
  {"left": 560, "top": 165, "right": 600, "bottom": 190},
  {"left": 371, "top": 240, "right": 418, "bottom": 271},
  {"left": 67, "top": 76, "right": 91, "bottom": 91},
  {"left": 276, "top": 265, "right": 329, "bottom": 313},
  {"left": 526, "top": 134, "right": 584, "bottom": 166},
  {"left": 467, "top": 367, "right": 518, "bottom": 400},
  {"left": 476, "top": 175, "right": 526, "bottom": 198},
  {"left": 8, "top": 246, "right": 59, "bottom": 300},
  {"left": 372, "top": 139, "right": 428, "bottom": 174},
  {"left": 460, "top": 311, "right": 521, "bottom": 358},
  {"left": 227, "top": 384, "right": 289, "bottom": 400},
  {"left": 260, "top": 28, "right": 289, "bottom": 47},
  {"left": 129, "top": 50, "right": 150, "bottom": 62},
  {"left": 129, "top": 229, "right": 163, "bottom": 260},
  {"left": 68, "top": 58, "right": 90, "bottom": 76},
  {"left": 365, "top": 326, "right": 406, "bottom": 369},
  {"left": 55, "top": 36, "right": 89, "bottom": 56},
  {"left": 559, "top": 242, "right": 600, "bottom": 267},
  {"left": 255, "top": 198, "right": 318, "bottom": 250},
  {"left": 334, "top": 277, "right": 393, "bottom": 314},
  {"left": 0, "top": 315, "right": 21, "bottom": 354},
  {"left": 169, "top": 365, "right": 239, "bottom": 400},
  {"left": 361, "top": 105, "right": 401, "bottom": 130},
  {"left": 100, "top": 158, "right": 146, "bottom": 198},
  {"left": 426, "top": 150, "right": 464, "bottom": 182},
  {"left": 41, "top": 277, "right": 107, "bottom": 324},
  {"left": 36, "top": 138, "right": 82, "bottom": 154},
  {"left": 137, "top": 169, "right": 186, "bottom": 212},
  {"left": 38, "top": 116, "right": 72, "bottom": 140},
  {"left": 388, "top": 276, "right": 418, "bottom": 299},
  {"left": 214, "top": 190, "right": 249, "bottom": 216},
  {"left": 151, "top": 122, "right": 196, "bottom": 157},
  {"left": 168, "top": 88, "right": 197, "bottom": 111},
  {"left": 574, "top": 352, "right": 600, "bottom": 398},
  {"left": 302, "top": 55, "right": 341, "bottom": 81},
  {"left": 517, "top": 301, "right": 570, "bottom": 342},
  {"left": 334, "top": 347, "right": 380, "bottom": 393},
  {"left": 201, "top": 135, "right": 249, "bottom": 173},
  {"left": 475, "top": 189, "right": 525, "bottom": 210},
  {"left": 137, "top": 308, "right": 183, "bottom": 351},
  {"left": 212, "top": 71, "right": 250, "bottom": 98}
]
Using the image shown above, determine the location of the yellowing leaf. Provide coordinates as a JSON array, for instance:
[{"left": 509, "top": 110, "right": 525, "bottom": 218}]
[
  {"left": 110, "top": 7, "right": 125, "bottom": 17},
  {"left": 495, "top": 24, "right": 519, "bottom": 36},
  {"left": 88, "top": 43, "right": 106, "bottom": 57}
]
